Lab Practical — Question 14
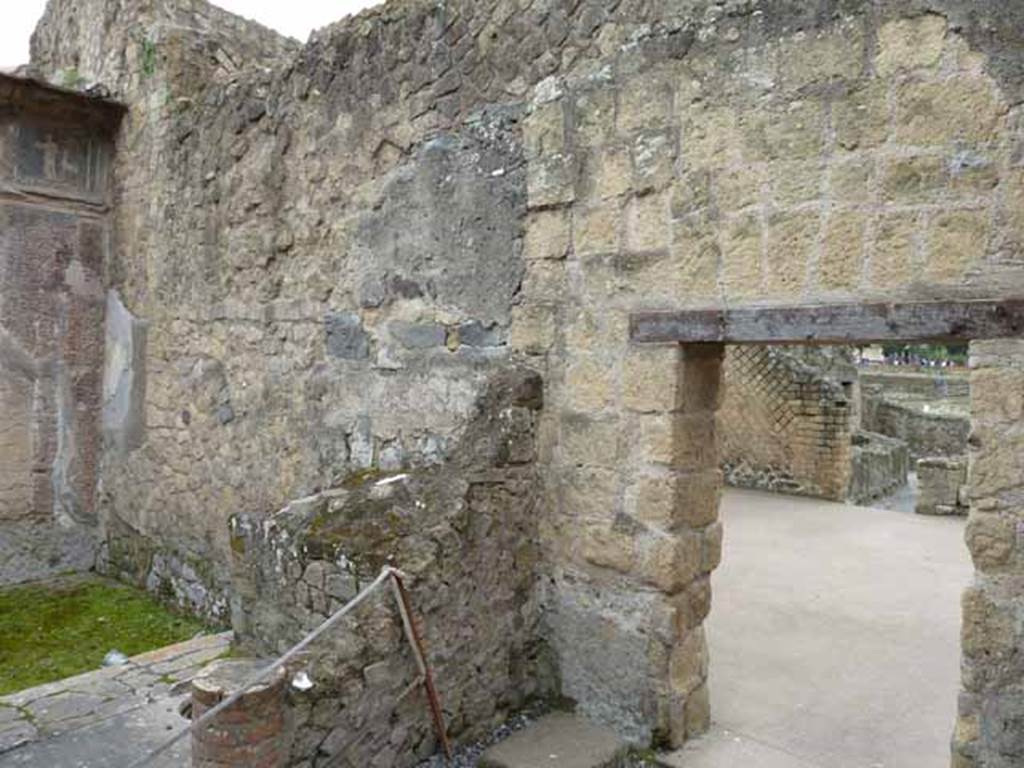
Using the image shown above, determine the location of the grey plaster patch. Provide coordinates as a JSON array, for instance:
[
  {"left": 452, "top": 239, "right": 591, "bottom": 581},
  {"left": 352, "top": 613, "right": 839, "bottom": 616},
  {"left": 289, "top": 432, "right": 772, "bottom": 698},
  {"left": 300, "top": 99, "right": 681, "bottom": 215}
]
[
  {"left": 543, "top": 576, "right": 661, "bottom": 744},
  {"left": 102, "top": 291, "right": 147, "bottom": 456}
]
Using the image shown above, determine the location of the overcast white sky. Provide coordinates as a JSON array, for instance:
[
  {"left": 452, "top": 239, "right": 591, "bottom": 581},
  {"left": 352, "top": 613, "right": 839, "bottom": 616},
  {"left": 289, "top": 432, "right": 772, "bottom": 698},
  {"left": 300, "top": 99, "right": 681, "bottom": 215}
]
[{"left": 1, "top": 0, "right": 381, "bottom": 68}]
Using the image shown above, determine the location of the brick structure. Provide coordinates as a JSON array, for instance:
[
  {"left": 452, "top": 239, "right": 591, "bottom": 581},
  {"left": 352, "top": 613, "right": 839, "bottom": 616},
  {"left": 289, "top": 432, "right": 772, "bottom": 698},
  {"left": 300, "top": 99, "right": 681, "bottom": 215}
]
[
  {"left": 720, "top": 346, "right": 855, "bottom": 500},
  {"left": 0, "top": 74, "right": 120, "bottom": 583},
  {"left": 19, "top": 1, "right": 1024, "bottom": 766},
  {"left": 191, "top": 659, "right": 289, "bottom": 768}
]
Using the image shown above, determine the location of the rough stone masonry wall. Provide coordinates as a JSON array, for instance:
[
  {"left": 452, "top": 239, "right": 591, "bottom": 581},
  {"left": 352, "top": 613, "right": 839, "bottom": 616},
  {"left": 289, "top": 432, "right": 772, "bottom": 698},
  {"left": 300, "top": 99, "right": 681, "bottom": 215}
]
[
  {"left": 28, "top": 0, "right": 1024, "bottom": 765},
  {"left": 719, "top": 345, "right": 855, "bottom": 500},
  {"left": 0, "top": 75, "right": 119, "bottom": 583},
  {"left": 229, "top": 368, "right": 548, "bottom": 766}
]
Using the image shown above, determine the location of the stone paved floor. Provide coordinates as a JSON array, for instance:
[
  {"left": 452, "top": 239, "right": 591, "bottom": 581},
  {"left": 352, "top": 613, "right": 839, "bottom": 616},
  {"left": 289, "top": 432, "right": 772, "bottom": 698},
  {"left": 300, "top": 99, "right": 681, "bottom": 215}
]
[
  {"left": 0, "top": 632, "right": 230, "bottom": 767},
  {"left": 668, "top": 488, "right": 970, "bottom": 768}
]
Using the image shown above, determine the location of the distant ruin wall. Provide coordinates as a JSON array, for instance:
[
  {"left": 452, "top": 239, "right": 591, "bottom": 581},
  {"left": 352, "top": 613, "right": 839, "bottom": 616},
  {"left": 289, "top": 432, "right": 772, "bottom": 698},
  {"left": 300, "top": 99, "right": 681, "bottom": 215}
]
[
  {"left": 720, "top": 347, "right": 856, "bottom": 501},
  {"left": 0, "top": 75, "right": 120, "bottom": 584},
  {"left": 861, "top": 371, "right": 970, "bottom": 460}
]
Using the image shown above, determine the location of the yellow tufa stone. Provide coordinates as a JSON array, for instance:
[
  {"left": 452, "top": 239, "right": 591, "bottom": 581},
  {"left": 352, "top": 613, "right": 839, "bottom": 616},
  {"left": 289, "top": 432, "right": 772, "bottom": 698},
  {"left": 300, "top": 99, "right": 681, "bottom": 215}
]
[
  {"left": 875, "top": 14, "right": 948, "bottom": 77},
  {"left": 765, "top": 211, "right": 817, "bottom": 298},
  {"left": 524, "top": 209, "right": 571, "bottom": 260},
  {"left": 925, "top": 210, "right": 989, "bottom": 283},
  {"left": 894, "top": 78, "right": 1006, "bottom": 146},
  {"left": 621, "top": 346, "right": 679, "bottom": 413},
  {"left": 820, "top": 212, "right": 867, "bottom": 291},
  {"left": 869, "top": 213, "right": 918, "bottom": 287},
  {"left": 720, "top": 214, "right": 764, "bottom": 299}
]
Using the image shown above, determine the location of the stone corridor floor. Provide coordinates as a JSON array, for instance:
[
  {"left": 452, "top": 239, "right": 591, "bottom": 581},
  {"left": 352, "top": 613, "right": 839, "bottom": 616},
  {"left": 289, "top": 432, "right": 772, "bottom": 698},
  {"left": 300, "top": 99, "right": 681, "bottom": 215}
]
[
  {"left": 670, "top": 488, "right": 971, "bottom": 768},
  {"left": 0, "top": 632, "right": 230, "bottom": 767}
]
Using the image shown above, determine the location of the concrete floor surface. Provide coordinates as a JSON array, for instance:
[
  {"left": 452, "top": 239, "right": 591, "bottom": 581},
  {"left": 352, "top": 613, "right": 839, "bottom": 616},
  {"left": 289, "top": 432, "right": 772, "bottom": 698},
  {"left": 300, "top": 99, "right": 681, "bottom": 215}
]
[{"left": 674, "top": 488, "right": 970, "bottom": 768}]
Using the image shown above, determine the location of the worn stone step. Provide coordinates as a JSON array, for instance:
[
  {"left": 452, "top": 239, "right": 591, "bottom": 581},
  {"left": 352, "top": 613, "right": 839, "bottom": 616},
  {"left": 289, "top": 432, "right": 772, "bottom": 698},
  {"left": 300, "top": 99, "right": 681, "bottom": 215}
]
[{"left": 479, "top": 712, "right": 629, "bottom": 768}]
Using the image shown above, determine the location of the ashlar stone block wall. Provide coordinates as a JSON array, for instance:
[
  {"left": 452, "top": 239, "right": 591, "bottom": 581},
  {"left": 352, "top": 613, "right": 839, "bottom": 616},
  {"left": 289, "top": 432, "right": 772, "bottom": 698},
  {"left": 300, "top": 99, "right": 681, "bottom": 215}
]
[{"left": 513, "top": 5, "right": 1024, "bottom": 765}]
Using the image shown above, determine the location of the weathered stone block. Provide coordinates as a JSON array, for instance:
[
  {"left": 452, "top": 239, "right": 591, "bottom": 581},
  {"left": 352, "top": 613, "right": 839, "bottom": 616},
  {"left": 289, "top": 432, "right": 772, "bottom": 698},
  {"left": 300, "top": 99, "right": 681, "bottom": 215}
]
[
  {"left": 673, "top": 470, "right": 722, "bottom": 530},
  {"left": 721, "top": 214, "right": 764, "bottom": 299},
  {"left": 626, "top": 193, "right": 669, "bottom": 252},
  {"left": 573, "top": 203, "right": 620, "bottom": 256},
  {"left": 640, "top": 531, "right": 701, "bottom": 593},
  {"left": 525, "top": 209, "right": 571, "bottom": 260},
  {"left": 673, "top": 414, "right": 719, "bottom": 471},
  {"left": 771, "top": 158, "right": 824, "bottom": 206},
  {"left": 561, "top": 466, "right": 620, "bottom": 520},
  {"left": 777, "top": 22, "right": 864, "bottom": 90},
  {"left": 528, "top": 153, "right": 577, "bottom": 209},
  {"left": 926, "top": 210, "right": 988, "bottom": 283},
  {"left": 573, "top": 88, "right": 615, "bottom": 147},
  {"left": 522, "top": 260, "right": 568, "bottom": 303},
  {"left": 881, "top": 154, "right": 947, "bottom": 204},
  {"left": 633, "top": 130, "right": 676, "bottom": 193},
  {"left": 621, "top": 346, "right": 679, "bottom": 413},
  {"left": 618, "top": 76, "right": 673, "bottom": 135},
  {"left": 961, "top": 585, "right": 1016, "bottom": 659},
  {"left": 700, "top": 521, "right": 723, "bottom": 573},
  {"left": 678, "top": 345, "right": 724, "bottom": 414},
  {"left": 756, "top": 100, "right": 827, "bottom": 160},
  {"left": 875, "top": 14, "right": 947, "bottom": 76},
  {"left": 669, "top": 628, "right": 708, "bottom": 697},
  {"left": 510, "top": 304, "right": 556, "bottom": 355},
  {"left": 965, "top": 513, "right": 1015, "bottom": 570},
  {"left": 669, "top": 221, "right": 720, "bottom": 301},
  {"left": 524, "top": 100, "right": 566, "bottom": 159},
  {"left": 389, "top": 321, "right": 446, "bottom": 349},
  {"left": 820, "top": 212, "right": 866, "bottom": 291},
  {"left": 829, "top": 156, "right": 873, "bottom": 204},
  {"left": 765, "top": 212, "right": 816, "bottom": 298},
  {"left": 325, "top": 312, "right": 371, "bottom": 360},
  {"left": 869, "top": 213, "right": 917, "bottom": 287},
  {"left": 565, "top": 357, "right": 615, "bottom": 412},
  {"left": 894, "top": 79, "right": 1006, "bottom": 146},
  {"left": 971, "top": 368, "right": 1024, "bottom": 426},
  {"left": 632, "top": 475, "right": 675, "bottom": 529},
  {"left": 581, "top": 521, "right": 636, "bottom": 574},
  {"left": 670, "top": 172, "right": 711, "bottom": 218},
  {"left": 833, "top": 82, "right": 890, "bottom": 150},
  {"left": 561, "top": 413, "right": 621, "bottom": 468},
  {"left": 681, "top": 104, "right": 741, "bottom": 167},
  {"left": 715, "top": 164, "right": 763, "bottom": 211},
  {"left": 592, "top": 144, "right": 633, "bottom": 200}
]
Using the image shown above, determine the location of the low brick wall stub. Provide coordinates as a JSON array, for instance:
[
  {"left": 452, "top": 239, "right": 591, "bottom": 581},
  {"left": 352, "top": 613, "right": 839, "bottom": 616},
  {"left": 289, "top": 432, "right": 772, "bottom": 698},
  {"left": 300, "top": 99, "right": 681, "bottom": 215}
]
[{"left": 191, "top": 660, "right": 290, "bottom": 768}]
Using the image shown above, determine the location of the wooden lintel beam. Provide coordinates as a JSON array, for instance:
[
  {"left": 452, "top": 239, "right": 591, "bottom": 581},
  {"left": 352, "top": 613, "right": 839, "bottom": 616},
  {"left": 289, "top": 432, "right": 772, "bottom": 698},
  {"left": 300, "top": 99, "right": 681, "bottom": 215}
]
[{"left": 630, "top": 299, "right": 1024, "bottom": 345}]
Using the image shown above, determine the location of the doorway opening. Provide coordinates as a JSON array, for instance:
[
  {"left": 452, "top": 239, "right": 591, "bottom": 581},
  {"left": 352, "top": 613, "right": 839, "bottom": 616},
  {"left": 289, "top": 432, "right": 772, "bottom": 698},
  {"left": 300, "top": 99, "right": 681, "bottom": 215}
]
[{"left": 629, "top": 298, "right": 1024, "bottom": 766}]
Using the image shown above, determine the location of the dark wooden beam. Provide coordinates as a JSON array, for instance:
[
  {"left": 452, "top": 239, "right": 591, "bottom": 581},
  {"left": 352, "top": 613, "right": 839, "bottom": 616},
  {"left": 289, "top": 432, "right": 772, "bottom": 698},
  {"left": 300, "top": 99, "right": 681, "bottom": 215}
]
[{"left": 630, "top": 299, "right": 1024, "bottom": 345}]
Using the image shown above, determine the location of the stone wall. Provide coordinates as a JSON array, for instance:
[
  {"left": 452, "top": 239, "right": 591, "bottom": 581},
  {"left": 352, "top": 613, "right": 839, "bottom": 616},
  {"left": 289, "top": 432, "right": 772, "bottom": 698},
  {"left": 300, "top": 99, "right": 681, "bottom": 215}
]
[
  {"left": 512, "top": 3, "right": 1024, "bottom": 762},
  {"left": 230, "top": 368, "right": 548, "bottom": 765},
  {"left": 861, "top": 368, "right": 970, "bottom": 462},
  {"left": 0, "top": 74, "right": 120, "bottom": 583},
  {"left": 720, "top": 346, "right": 856, "bottom": 501},
  {"left": 850, "top": 431, "right": 911, "bottom": 505},
  {"left": 27, "top": 0, "right": 1024, "bottom": 765},
  {"left": 917, "top": 456, "right": 969, "bottom": 516}
]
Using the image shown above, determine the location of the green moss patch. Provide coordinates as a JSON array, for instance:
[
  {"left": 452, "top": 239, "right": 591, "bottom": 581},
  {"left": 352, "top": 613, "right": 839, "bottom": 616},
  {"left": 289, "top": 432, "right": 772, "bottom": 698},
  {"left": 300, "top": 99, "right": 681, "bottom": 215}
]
[{"left": 0, "top": 576, "right": 210, "bottom": 695}]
